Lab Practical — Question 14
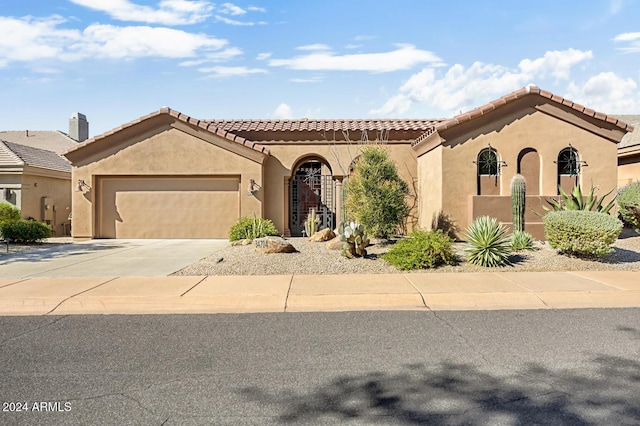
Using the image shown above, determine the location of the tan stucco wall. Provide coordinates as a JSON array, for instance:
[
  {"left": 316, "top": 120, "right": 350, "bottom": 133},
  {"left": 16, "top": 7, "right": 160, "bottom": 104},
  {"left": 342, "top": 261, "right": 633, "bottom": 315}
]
[
  {"left": 261, "top": 142, "right": 418, "bottom": 234},
  {"left": 618, "top": 153, "right": 640, "bottom": 186},
  {"left": 416, "top": 144, "right": 443, "bottom": 230},
  {"left": 418, "top": 105, "right": 619, "bottom": 238},
  {"left": 70, "top": 120, "right": 263, "bottom": 239}
]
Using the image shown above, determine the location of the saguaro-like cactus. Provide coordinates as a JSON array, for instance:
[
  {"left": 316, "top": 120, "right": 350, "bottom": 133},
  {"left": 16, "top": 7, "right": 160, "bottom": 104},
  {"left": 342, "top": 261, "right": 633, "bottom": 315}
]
[
  {"left": 304, "top": 208, "right": 319, "bottom": 237},
  {"left": 511, "top": 174, "right": 526, "bottom": 232}
]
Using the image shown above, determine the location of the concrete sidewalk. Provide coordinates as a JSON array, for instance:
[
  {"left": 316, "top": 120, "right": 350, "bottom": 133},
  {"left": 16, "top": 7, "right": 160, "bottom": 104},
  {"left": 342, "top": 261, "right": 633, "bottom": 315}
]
[{"left": 0, "top": 271, "right": 638, "bottom": 315}]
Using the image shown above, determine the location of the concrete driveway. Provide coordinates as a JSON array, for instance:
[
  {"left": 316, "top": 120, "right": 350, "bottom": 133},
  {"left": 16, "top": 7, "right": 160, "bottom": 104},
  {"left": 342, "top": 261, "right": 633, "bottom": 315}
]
[{"left": 0, "top": 239, "right": 229, "bottom": 278}]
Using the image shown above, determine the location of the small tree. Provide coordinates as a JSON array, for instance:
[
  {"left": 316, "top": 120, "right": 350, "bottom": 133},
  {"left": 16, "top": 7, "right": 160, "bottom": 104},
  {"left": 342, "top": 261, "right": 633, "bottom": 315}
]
[{"left": 345, "top": 146, "right": 409, "bottom": 238}]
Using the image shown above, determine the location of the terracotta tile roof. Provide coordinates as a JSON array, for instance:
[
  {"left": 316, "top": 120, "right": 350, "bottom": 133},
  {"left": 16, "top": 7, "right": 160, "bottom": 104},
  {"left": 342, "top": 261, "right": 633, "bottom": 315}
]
[
  {"left": 412, "top": 86, "right": 635, "bottom": 147},
  {"left": 615, "top": 114, "right": 640, "bottom": 150},
  {"left": 64, "top": 108, "right": 270, "bottom": 156},
  {"left": 0, "top": 140, "right": 71, "bottom": 173},
  {"left": 209, "top": 118, "right": 442, "bottom": 133},
  {"left": 0, "top": 130, "right": 79, "bottom": 154}
]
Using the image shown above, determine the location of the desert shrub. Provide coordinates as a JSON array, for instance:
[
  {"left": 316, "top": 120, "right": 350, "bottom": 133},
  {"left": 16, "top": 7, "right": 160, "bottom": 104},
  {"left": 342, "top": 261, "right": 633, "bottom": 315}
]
[
  {"left": 617, "top": 181, "right": 640, "bottom": 231},
  {"left": 464, "top": 216, "right": 511, "bottom": 267},
  {"left": 0, "top": 220, "right": 51, "bottom": 243},
  {"left": 345, "top": 146, "right": 409, "bottom": 239},
  {"left": 543, "top": 184, "right": 615, "bottom": 214},
  {"left": 228, "top": 215, "right": 279, "bottom": 241},
  {"left": 543, "top": 210, "right": 622, "bottom": 256},
  {"left": 0, "top": 203, "right": 21, "bottom": 224},
  {"left": 510, "top": 230, "right": 535, "bottom": 252},
  {"left": 382, "top": 229, "right": 456, "bottom": 270}
]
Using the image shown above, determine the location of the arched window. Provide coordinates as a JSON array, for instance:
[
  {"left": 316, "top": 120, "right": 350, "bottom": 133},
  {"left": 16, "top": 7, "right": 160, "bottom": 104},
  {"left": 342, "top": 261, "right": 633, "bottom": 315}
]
[
  {"left": 477, "top": 148, "right": 499, "bottom": 176},
  {"left": 557, "top": 147, "right": 579, "bottom": 194},
  {"left": 477, "top": 148, "right": 500, "bottom": 195}
]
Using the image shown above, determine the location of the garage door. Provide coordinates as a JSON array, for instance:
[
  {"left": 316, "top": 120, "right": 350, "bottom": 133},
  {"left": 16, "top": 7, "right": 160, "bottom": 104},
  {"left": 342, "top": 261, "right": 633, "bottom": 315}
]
[{"left": 98, "top": 177, "right": 239, "bottom": 238}]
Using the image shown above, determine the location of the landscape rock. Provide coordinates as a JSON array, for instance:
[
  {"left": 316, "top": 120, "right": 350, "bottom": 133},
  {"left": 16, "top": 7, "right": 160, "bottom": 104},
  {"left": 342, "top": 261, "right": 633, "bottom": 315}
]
[
  {"left": 231, "top": 239, "right": 252, "bottom": 246},
  {"left": 326, "top": 236, "right": 344, "bottom": 250},
  {"left": 254, "top": 237, "right": 297, "bottom": 254},
  {"left": 309, "top": 228, "right": 336, "bottom": 242}
]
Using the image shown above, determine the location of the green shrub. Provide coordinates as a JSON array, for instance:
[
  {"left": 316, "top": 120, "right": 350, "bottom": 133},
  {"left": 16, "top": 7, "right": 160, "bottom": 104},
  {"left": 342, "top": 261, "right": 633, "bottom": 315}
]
[
  {"left": 617, "top": 181, "right": 640, "bottom": 231},
  {"left": 382, "top": 229, "right": 456, "bottom": 270},
  {"left": 228, "top": 215, "right": 279, "bottom": 241},
  {"left": 510, "top": 230, "right": 535, "bottom": 252},
  {"left": 543, "top": 210, "right": 622, "bottom": 256},
  {"left": 464, "top": 216, "right": 511, "bottom": 267},
  {"left": 0, "top": 220, "right": 51, "bottom": 243},
  {"left": 0, "top": 203, "right": 21, "bottom": 224},
  {"left": 345, "top": 146, "right": 409, "bottom": 239}
]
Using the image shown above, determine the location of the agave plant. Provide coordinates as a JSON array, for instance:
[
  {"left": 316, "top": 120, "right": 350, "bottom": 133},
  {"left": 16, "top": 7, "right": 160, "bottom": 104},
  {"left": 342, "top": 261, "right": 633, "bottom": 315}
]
[
  {"left": 464, "top": 216, "right": 511, "bottom": 267},
  {"left": 543, "top": 184, "right": 615, "bottom": 214},
  {"left": 510, "top": 230, "right": 535, "bottom": 252}
]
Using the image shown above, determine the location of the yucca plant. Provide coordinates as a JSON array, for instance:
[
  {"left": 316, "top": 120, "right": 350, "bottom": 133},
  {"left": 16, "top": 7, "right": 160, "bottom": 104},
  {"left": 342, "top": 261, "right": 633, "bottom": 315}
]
[
  {"left": 510, "top": 230, "right": 535, "bottom": 252},
  {"left": 543, "top": 184, "right": 615, "bottom": 214},
  {"left": 464, "top": 216, "right": 511, "bottom": 267}
]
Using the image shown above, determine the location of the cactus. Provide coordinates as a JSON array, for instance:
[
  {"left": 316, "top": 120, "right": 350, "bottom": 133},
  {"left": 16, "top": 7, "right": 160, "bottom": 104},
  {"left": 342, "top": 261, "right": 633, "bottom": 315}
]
[
  {"left": 511, "top": 174, "right": 526, "bottom": 233},
  {"left": 304, "top": 208, "right": 319, "bottom": 237},
  {"left": 337, "top": 221, "right": 370, "bottom": 258}
]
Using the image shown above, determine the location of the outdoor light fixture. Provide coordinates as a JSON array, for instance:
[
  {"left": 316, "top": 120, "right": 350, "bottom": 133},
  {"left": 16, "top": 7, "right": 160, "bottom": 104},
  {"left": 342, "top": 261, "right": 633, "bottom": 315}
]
[
  {"left": 247, "top": 179, "right": 259, "bottom": 196},
  {"left": 76, "top": 179, "right": 91, "bottom": 193}
]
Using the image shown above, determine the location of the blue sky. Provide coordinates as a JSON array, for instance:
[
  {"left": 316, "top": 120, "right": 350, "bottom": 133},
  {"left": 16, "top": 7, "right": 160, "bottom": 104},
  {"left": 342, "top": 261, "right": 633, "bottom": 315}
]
[{"left": 1, "top": 0, "right": 639, "bottom": 137}]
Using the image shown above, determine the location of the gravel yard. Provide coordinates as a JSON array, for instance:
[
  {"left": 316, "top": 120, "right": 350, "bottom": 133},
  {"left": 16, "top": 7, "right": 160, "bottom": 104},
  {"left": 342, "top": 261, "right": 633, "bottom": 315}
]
[{"left": 172, "top": 229, "right": 640, "bottom": 276}]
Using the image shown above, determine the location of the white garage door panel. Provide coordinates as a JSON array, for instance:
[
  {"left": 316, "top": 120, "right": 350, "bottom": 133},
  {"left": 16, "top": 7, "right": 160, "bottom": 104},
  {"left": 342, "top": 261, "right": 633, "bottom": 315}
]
[{"left": 99, "top": 177, "right": 239, "bottom": 238}]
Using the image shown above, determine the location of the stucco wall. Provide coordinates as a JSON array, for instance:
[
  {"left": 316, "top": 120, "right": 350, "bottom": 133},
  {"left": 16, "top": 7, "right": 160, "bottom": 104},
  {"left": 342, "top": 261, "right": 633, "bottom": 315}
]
[
  {"left": 20, "top": 172, "right": 72, "bottom": 236},
  {"left": 618, "top": 153, "right": 640, "bottom": 186},
  {"left": 420, "top": 105, "right": 619, "bottom": 238},
  {"left": 416, "top": 144, "right": 443, "bottom": 230},
  {"left": 70, "top": 120, "right": 263, "bottom": 239}
]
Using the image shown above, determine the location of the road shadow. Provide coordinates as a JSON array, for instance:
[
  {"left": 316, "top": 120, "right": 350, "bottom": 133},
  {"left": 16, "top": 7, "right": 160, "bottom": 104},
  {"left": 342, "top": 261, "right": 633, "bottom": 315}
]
[{"left": 240, "top": 355, "right": 640, "bottom": 424}]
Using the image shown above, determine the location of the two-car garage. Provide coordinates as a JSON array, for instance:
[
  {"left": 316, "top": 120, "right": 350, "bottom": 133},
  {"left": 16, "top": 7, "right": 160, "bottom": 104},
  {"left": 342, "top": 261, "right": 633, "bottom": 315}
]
[{"left": 97, "top": 176, "right": 240, "bottom": 239}]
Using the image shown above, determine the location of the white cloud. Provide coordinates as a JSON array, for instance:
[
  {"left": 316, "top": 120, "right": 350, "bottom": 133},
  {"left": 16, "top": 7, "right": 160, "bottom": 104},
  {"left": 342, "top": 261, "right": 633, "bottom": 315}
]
[
  {"left": 256, "top": 52, "right": 271, "bottom": 60},
  {"left": 371, "top": 48, "right": 592, "bottom": 116},
  {"left": 273, "top": 103, "right": 293, "bottom": 119},
  {"left": 197, "top": 65, "right": 267, "bottom": 77},
  {"left": 179, "top": 47, "right": 243, "bottom": 66},
  {"left": 0, "top": 15, "right": 230, "bottom": 67},
  {"left": 566, "top": 72, "right": 640, "bottom": 113},
  {"left": 215, "top": 15, "right": 256, "bottom": 26},
  {"left": 247, "top": 6, "right": 266, "bottom": 12},
  {"left": 614, "top": 32, "right": 640, "bottom": 53},
  {"left": 269, "top": 44, "right": 442, "bottom": 73},
  {"left": 296, "top": 44, "right": 331, "bottom": 51},
  {"left": 290, "top": 77, "right": 323, "bottom": 83},
  {"left": 218, "top": 2, "right": 246, "bottom": 15},
  {"left": 518, "top": 49, "right": 593, "bottom": 80},
  {"left": 68, "top": 0, "right": 213, "bottom": 25}
]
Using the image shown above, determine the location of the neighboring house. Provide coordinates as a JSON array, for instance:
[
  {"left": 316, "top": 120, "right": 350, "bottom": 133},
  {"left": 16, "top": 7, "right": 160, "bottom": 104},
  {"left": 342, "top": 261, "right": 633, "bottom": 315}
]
[
  {"left": 0, "top": 113, "right": 88, "bottom": 235},
  {"left": 63, "top": 87, "right": 632, "bottom": 240},
  {"left": 616, "top": 114, "right": 640, "bottom": 186}
]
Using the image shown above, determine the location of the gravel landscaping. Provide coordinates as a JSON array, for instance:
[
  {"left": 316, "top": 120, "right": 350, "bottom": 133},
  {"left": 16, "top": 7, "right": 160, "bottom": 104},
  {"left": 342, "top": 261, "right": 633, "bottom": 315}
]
[{"left": 172, "top": 229, "right": 640, "bottom": 276}]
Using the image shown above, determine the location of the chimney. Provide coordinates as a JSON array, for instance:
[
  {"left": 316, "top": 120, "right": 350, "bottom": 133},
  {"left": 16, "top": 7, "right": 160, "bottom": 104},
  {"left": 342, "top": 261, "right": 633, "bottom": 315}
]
[{"left": 69, "top": 112, "right": 89, "bottom": 142}]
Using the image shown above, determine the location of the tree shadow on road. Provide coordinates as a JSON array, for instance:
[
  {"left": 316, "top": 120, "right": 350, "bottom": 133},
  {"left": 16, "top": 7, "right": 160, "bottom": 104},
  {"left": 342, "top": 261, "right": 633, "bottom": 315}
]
[{"left": 240, "top": 354, "right": 640, "bottom": 424}]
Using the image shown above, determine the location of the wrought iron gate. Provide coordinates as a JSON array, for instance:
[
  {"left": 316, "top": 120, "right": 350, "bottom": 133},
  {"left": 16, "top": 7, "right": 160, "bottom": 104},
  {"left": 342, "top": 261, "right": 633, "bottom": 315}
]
[{"left": 290, "top": 168, "right": 335, "bottom": 236}]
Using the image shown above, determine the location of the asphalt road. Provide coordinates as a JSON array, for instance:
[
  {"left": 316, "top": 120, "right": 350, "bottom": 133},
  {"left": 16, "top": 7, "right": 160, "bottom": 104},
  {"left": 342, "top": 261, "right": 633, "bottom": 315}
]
[{"left": 1, "top": 309, "right": 639, "bottom": 425}]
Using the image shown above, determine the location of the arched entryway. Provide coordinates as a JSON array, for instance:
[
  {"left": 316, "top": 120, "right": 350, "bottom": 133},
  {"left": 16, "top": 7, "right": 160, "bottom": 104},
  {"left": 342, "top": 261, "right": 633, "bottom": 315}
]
[
  {"left": 517, "top": 148, "right": 540, "bottom": 195},
  {"left": 289, "top": 157, "right": 336, "bottom": 236}
]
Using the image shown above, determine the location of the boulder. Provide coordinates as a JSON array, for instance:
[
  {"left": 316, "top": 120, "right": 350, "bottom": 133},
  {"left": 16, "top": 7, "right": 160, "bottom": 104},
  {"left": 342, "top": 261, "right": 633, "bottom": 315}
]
[
  {"left": 254, "top": 237, "right": 297, "bottom": 254},
  {"left": 231, "top": 238, "right": 252, "bottom": 246},
  {"left": 308, "top": 228, "right": 336, "bottom": 242},
  {"left": 326, "top": 236, "right": 344, "bottom": 250}
]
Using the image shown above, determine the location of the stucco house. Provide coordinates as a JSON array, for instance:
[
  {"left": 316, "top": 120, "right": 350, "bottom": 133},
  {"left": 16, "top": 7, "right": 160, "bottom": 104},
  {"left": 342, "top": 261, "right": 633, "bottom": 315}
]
[
  {"left": 0, "top": 114, "right": 88, "bottom": 235},
  {"left": 63, "top": 86, "right": 633, "bottom": 240},
  {"left": 616, "top": 114, "right": 640, "bottom": 186}
]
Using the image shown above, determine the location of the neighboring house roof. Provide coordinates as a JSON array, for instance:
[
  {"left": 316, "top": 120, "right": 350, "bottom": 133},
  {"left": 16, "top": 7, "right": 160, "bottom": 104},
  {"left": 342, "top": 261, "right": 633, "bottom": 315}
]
[
  {"left": 210, "top": 118, "right": 442, "bottom": 133},
  {"left": 615, "top": 114, "right": 640, "bottom": 150},
  {"left": 412, "top": 86, "right": 634, "bottom": 149},
  {"left": 0, "top": 140, "right": 71, "bottom": 173},
  {"left": 0, "top": 130, "right": 79, "bottom": 155},
  {"left": 64, "top": 107, "right": 270, "bottom": 157}
]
